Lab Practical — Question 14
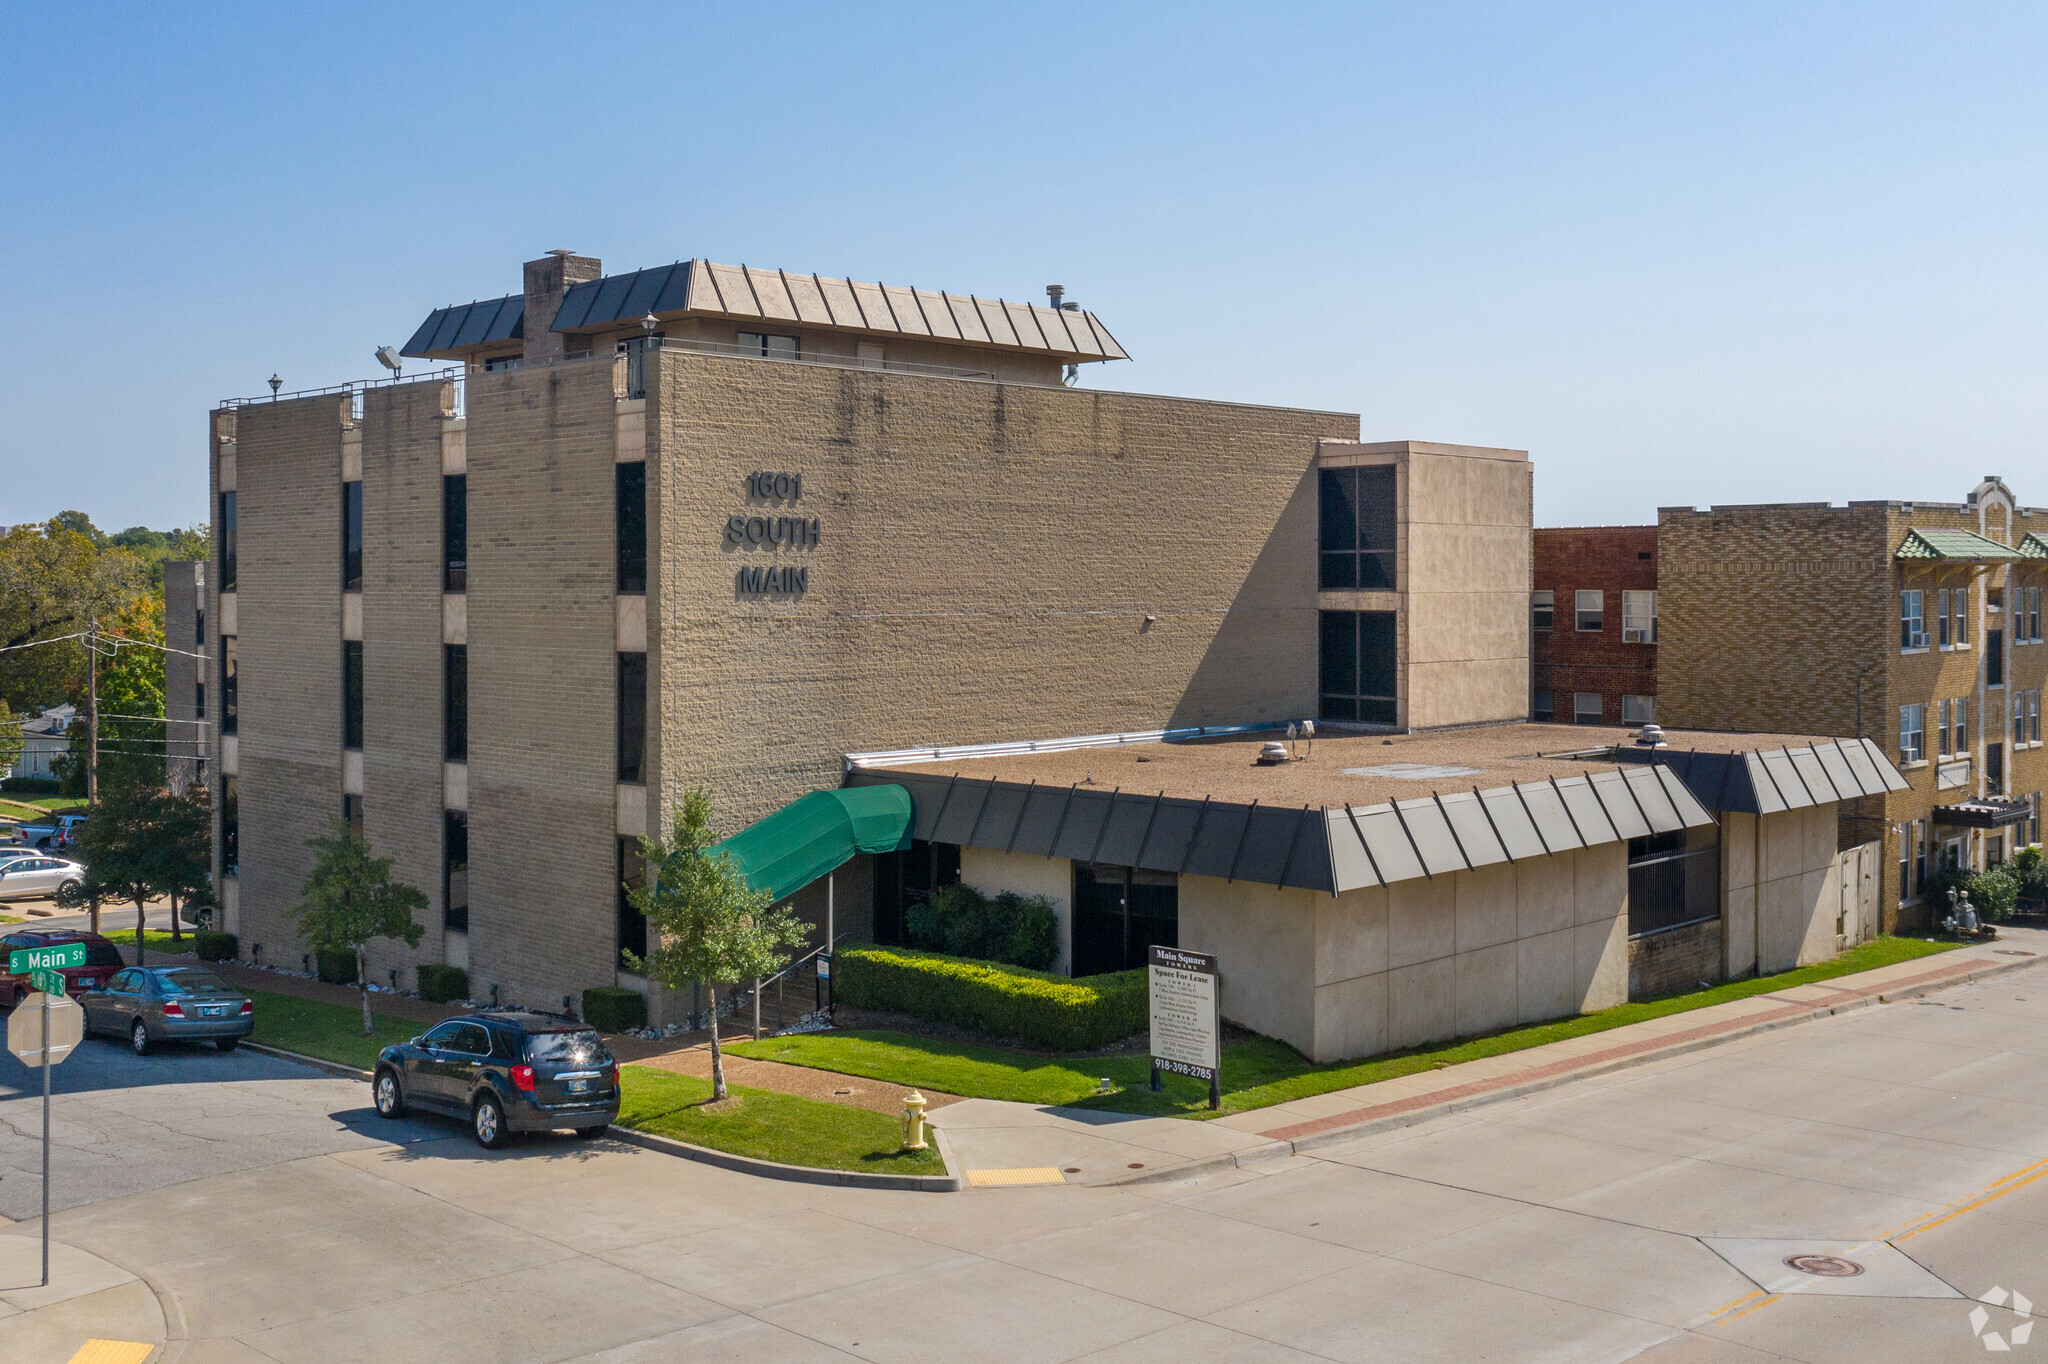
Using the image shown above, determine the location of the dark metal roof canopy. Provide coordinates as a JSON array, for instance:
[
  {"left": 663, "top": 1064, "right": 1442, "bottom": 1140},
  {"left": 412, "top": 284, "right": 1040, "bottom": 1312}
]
[
  {"left": 401, "top": 294, "right": 524, "bottom": 357},
  {"left": 1931, "top": 798, "right": 2032, "bottom": 830},
  {"left": 1613, "top": 738, "right": 1908, "bottom": 815}
]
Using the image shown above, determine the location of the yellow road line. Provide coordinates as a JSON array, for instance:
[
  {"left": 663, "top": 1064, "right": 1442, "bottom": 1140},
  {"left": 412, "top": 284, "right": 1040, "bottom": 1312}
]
[
  {"left": 1718, "top": 1294, "right": 1781, "bottom": 1325},
  {"left": 966, "top": 1167, "right": 1066, "bottom": 1187},
  {"left": 1897, "top": 1163, "right": 2048, "bottom": 1242}
]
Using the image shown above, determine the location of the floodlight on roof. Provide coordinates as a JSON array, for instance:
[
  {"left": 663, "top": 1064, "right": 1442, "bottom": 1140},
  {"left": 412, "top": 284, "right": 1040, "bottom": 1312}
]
[{"left": 375, "top": 345, "right": 402, "bottom": 373}]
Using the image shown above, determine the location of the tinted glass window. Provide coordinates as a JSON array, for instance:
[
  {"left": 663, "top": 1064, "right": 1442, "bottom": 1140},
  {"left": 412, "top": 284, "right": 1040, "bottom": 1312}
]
[
  {"left": 617, "top": 462, "right": 647, "bottom": 594},
  {"left": 525, "top": 1030, "right": 612, "bottom": 1066},
  {"left": 444, "top": 645, "right": 467, "bottom": 761},
  {"left": 219, "top": 491, "right": 237, "bottom": 591},
  {"left": 457, "top": 1024, "right": 493, "bottom": 1055},
  {"left": 221, "top": 636, "right": 238, "bottom": 736},
  {"left": 1317, "top": 466, "right": 1395, "bottom": 591},
  {"left": 1319, "top": 610, "right": 1398, "bottom": 725},
  {"left": 443, "top": 810, "right": 468, "bottom": 932},
  {"left": 84, "top": 940, "right": 124, "bottom": 968},
  {"left": 443, "top": 474, "right": 467, "bottom": 592},
  {"left": 617, "top": 837, "right": 646, "bottom": 968},
  {"left": 342, "top": 480, "right": 363, "bottom": 591},
  {"left": 158, "top": 969, "right": 232, "bottom": 994},
  {"left": 424, "top": 1021, "right": 465, "bottom": 1047},
  {"left": 617, "top": 652, "right": 646, "bottom": 782},
  {"left": 342, "top": 641, "right": 364, "bottom": 749}
]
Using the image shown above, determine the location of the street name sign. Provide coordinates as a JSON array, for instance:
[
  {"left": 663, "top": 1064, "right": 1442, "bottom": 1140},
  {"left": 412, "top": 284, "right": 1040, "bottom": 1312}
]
[
  {"left": 9, "top": 943, "right": 87, "bottom": 974},
  {"left": 28, "top": 969, "right": 66, "bottom": 998},
  {"left": 7, "top": 994, "right": 82, "bottom": 1069},
  {"left": 1148, "top": 945, "right": 1221, "bottom": 1108}
]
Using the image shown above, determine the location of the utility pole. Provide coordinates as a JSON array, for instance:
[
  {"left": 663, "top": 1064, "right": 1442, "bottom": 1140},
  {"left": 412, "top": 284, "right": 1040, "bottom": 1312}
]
[{"left": 85, "top": 616, "right": 99, "bottom": 807}]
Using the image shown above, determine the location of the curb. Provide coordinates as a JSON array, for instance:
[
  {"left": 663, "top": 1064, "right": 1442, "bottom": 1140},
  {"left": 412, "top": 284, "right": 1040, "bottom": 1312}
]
[
  {"left": 609, "top": 1125, "right": 964, "bottom": 1192},
  {"left": 1103, "top": 948, "right": 2044, "bottom": 1189},
  {"left": 238, "top": 1041, "right": 372, "bottom": 1081}
]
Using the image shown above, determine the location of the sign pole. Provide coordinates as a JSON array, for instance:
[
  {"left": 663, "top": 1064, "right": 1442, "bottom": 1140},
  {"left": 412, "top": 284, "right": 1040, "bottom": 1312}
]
[{"left": 41, "top": 993, "right": 51, "bottom": 1288}]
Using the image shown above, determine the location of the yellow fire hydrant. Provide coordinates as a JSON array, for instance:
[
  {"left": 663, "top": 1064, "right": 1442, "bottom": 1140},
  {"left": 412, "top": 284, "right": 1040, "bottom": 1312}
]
[{"left": 900, "top": 1090, "right": 929, "bottom": 1152}]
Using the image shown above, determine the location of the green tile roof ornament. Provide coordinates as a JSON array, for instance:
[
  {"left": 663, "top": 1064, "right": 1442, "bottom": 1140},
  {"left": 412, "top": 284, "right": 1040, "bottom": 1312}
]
[
  {"left": 2019, "top": 531, "right": 2048, "bottom": 560},
  {"left": 1894, "top": 527, "right": 2025, "bottom": 562}
]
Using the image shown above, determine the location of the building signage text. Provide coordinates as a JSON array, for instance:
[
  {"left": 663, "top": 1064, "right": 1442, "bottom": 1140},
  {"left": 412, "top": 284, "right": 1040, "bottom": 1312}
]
[
  {"left": 729, "top": 471, "right": 816, "bottom": 597},
  {"left": 1149, "top": 945, "right": 1221, "bottom": 1107}
]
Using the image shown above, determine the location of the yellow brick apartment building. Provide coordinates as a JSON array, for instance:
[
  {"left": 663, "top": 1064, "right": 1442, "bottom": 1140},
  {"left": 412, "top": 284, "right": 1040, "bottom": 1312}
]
[{"left": 1657, "top": 477, "right": 2046, "bottom": 930}]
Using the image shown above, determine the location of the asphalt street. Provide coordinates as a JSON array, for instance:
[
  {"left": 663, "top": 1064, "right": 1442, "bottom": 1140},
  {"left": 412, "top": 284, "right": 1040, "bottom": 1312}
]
[{"left": 0, "top": 960, "right": 2044, "bottom": 1362}]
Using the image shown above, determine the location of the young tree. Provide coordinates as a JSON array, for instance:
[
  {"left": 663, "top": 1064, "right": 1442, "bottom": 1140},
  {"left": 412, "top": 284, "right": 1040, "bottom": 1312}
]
[
  {"left": 152, "top": 784, "right": 213, "bottom": 943},
  {"left": 296, "top": 822, "right": 426, "bottom": 1035},
  {"left": 626, "top": 788, "right": 808, "bottom": 1101},
  {"left": 60, "top": 774, "right": 162, "bottom": 955}
]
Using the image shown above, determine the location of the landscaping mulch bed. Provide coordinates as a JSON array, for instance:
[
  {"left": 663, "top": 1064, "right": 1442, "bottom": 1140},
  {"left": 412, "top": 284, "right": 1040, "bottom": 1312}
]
[{"left": 633, "top": 1040, "right": 962, "bottom": 1117}]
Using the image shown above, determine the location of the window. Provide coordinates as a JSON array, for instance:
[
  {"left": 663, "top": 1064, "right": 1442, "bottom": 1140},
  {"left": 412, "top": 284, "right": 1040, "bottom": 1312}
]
[
  {"left": 1897, "top": 819, "right": 1927, "bottom": 903},
  {"left": 1626, "top": 828, "right": 1721, "bottom": 937},
  {"left": 219, "top": 492, "right": 236, "bottom": 591},
  {"left": 1622, "top": 590, "right": 1657, "bottom": 644},
  {"left": 483, "top": 353, "right": 523, "bottom": 373},
  {"left": 1988, "top": 742, "right": 2005, "bottom": 793},
  {"left": 1901, "top": 590, "right": 1926, "bottom": 649},
  {"left": 1532, "top": 689, "right": 1554, "bottom": 722},
  {"left": 1988, "top": 626, "right": 2005, "bottom": 687},
  {"left": 341, "top": 480, "right": 362, "bottom": 591},
  {"left": 220, "top": 637, "right": 237, "bottom": 735},
  {"left": 2029, "top": 794, "right": 2042, "bottom": 848},
  {"left": 195, "top": 680, "right": 205, "bottom": 720},
  {"left": 342, "top": 641, "right": 364, "bottom": 750},
  {"left": 617, "top": 837, "right": 646, "bottom": 970},
  {"left": 1938, "top": 588, "right": 1950, "bottom": 647},
  {"left": 1319, "top": 610, "right": 1397, "bottom": 724},
  {"left": 1953, "top": 697, "right": 1968, "bottom": 755},
  {"left": 872, "top": 840, "right": 961, "bottom": 946},
  {"left": 737, "top": 331, "right": 799, "bottom": 359},
  {"left": 343, "top": 794, "right": 363, "bottom": 837},
  {"left": 616, "top": 462, "right": 647, "bottom": 594},
  {"left": 221, "top": 775, "right": 238, "bottom": 876},
  {"left": 444, "top": 645, "right": 467, "bottom": 761},
  {"left": 1574, "top": 693, "right": 1604, "bottom": 725},
  {"left": 2029, "top": 585, "right": 2041, "bottom": 642},
  {"left": 616, "top": 652, "right": 646, "bottom": 782},
  {"left": 1318, "top": 466, "right": 1396, "bottom": 590},
  {"left": 443, "top": 811, "right": 468, "bottom": 932},
  {"left": 2031, "top": 689, "right": 2041, "bottom": 745},
  {"left": 1622, "top": 694, "right": 1656, "bottom": 724},
  {"left": 443, "top": 474, "right": 466, "bottom": 592},
  {"left": 1955, "top": 586, "right": 1969, "bottom": 645},
  {"left": 1575, "top": 590, "right": 1604, "bottom": 632},
  {"left": 1072, "top": 863, "right": 1179, "bottom": 977},
  {"left": 1899, "top": 702, "right": 1925, "bottom": 763},
  {"left": 1531, "top": 590, "right": 1553, "bottom": 632}
]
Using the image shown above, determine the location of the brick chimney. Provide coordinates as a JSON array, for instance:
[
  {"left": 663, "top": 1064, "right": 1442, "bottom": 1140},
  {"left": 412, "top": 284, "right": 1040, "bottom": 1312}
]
[{"left": 522, "top": 249, "right": 602, "bottom": 365}]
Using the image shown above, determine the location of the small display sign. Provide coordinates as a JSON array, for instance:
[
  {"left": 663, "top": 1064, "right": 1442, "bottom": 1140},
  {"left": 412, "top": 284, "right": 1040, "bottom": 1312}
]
[
  {"left": 9, "top": 943, "right": 87, "bottom": 974},
  {"left": 1149, "top": 945, "right": 1220, "bottom": 1106}
]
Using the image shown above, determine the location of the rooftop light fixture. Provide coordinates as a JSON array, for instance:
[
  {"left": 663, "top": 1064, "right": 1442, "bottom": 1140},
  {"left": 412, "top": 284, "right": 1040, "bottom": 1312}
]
[{"left": 268, "top": 374, "right": 281, "bottom": 400}]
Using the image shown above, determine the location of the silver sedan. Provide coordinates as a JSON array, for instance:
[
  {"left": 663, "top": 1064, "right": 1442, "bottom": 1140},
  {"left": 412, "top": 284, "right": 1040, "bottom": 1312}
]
[
  {"left": 80, "top": 967, "right": 254, "bottom": 1055},
  {"left": 0, "top": 856, "right": 84, "bottom": 900}
]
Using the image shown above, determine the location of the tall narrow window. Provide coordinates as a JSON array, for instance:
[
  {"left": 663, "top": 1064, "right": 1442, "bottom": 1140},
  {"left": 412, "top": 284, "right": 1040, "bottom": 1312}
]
[
  {"left": 617, "top": 837, "right": 647, "bottom": 969},
  {"left": 617, "top": 462, "right": 647, "bottom": 593},
  {"left": 1531, "top": 590, "right": 1554, "bottom": 632},
  {"left": 1317, "top": 466, "right": 1396, "bottom": 590},
  {"left": 341, "top": 480, "right": 363, "bottom": 591},
  {"left": 343, "top": 794, "right": 364, "bottom": 837},
  {"left": 1954, "top": 587, "right": 1969, "bottom": 645},
  {"left": 2029, "top": 585, "right": 2041, "bottom": 641},
  {"left": 342, "top": 641, "right": 364, "bottom": 750},
  {"left": 1318, "top": 610, "right": 1397, "bottom": 724},
  {"left": 221, "top": 775, "right": 238, "bottom": 875},
  {"left": 220, "top": 636, "right": 238, "bottom": 735},
  {"left": 1937, "top": 588, "right": 1951, "bottom": 647},
  {"left": 1900, "top": 703, "right": 1925, "bottom": 763},
  {"left": 443, "top": 644, "right": 467, "bottom": 761},
  {"left": 616, "top": 652, "right": 646, "bottom": 782},
  {"left": 1901, "top": 589, "right": 1925, "bottom": 649},
  {"left": 1989, "top": 627, "right": 2005, "bottom": 688},
  {"left": 1953, "top": 697, "right": 1968, "bottom": 755},
  {"left": 443, "top": 474, "right": 466, "bottom": 592},
  {"left": 219, "top": 492, "right": 237, "bottom": 591},
  {"left": 443, "top": 811, "right": 468, "bottom": 932}
]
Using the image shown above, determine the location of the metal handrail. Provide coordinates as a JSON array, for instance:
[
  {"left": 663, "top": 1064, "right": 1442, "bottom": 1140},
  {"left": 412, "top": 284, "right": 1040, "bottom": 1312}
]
[
  {"left": 219, "top": 365, "right": 464, "bottom": 410},
  {"left": 750, "top": 932, "right": 851, "bottom": 1039}
]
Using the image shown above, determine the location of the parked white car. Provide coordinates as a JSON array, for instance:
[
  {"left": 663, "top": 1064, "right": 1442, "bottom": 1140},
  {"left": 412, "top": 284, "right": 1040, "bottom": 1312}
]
[{"left": 0, "top": 856, "right": 84, "bottom": 901}]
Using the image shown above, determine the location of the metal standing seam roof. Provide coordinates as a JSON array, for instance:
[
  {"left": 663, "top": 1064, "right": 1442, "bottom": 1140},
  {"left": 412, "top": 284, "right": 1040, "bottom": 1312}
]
[
  {"left": 545, "top": 259, "right": 1128, "bottom": 360},
  {"left": 842, "top": 764, "right": 1715, "bottom": 896},
  {"left": 1616, "top": 738, "right": 1909, "bottom": 816},
  {"left": 400, "top": 295, "right": 524, "bottom": 357},
  {"left": 1895, "top": 527, "right": 2025, "bottom": 562}
]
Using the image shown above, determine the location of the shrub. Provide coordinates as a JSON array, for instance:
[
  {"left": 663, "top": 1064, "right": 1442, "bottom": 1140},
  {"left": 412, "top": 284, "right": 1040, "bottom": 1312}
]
[
  {"left": 1927, "top": 866, "right": 2022, "bottom": 922},
  {"left": 904, "top": 884, "right": 1060, "bottom": 971},
  {"left": 315, "top": 948, "right": 358, "bottom": 985},
  {"left": 416, "top": 963, "right": 469, "bottom": 1004},
  {"left": 2013, "top": 846, "right": 2048, "bottom": 904},
  {"left": 582, "top": 986, "right": 648, "bottom": 1033},
  {"left": 0, "top": 776, "right": 59, "bottom": 795},
  {"left": 194, "top": 931, "right": 237, "bottom": 962},
  {"left": 835, "top": 945, "right": 1147, "bottom": 1051}
]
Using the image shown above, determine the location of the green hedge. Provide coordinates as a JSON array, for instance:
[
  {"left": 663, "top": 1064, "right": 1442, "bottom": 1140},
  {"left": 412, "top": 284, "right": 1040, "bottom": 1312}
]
[
  {"left": 834, "top": 946, "right": 1147, "bottom": 1051},
  {"left": 194, "top": 931, "right": 237, "bottom": 962},
  {"left": 315, "top": 949, "right": 358, "bottom": 986},
  {"left": 1, "top": 777, "right": 59, "bottom": 795},
  {"left": 583, "top": 986, "right": 647, "bottom": 1033},
  {"left": 416, "top": 963, "right": 468, "bottom": 1004}
]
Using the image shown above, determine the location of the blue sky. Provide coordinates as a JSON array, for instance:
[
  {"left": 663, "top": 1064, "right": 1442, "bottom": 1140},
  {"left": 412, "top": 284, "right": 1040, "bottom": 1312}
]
[{"left": 4, "top": 3, "right": 2043, "bottom": 529}]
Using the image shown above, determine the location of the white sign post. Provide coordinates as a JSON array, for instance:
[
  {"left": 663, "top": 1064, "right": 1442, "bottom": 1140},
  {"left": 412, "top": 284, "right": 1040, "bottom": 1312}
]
[
  {"left": 1148, "top": 946, "right": 1221, "bottom": 1110},
  {"left": 8, "top": 992, "right": 83, "bottom": 1288}
]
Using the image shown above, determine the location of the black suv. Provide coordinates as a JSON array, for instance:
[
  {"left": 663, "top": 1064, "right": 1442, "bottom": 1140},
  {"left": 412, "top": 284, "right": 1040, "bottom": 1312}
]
[{"left": 372, "top": 1011, "right": 621, "bottom": 1148}]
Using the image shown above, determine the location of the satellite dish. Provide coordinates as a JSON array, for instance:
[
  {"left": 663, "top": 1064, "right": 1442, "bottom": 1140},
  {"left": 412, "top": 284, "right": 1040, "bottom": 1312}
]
[{"left": 375, "top": 345, "right": 402, "bottom": 373}]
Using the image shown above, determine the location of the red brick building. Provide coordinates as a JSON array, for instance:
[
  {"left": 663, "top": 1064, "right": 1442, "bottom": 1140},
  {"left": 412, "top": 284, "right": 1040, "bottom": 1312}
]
[{"left": 1533, "top": 526, "right": 1659, "bottom": 725}]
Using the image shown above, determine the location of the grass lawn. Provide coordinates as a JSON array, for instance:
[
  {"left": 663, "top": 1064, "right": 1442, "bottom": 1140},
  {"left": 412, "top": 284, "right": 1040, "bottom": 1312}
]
[
  {"left": 732, "top": 935, "right": 1958, "bottom": 1119},
  {"left": 242, "top": 987, "right": 419, "bottom": 1070},
  {"left": 0, "top": 797, "right": 87, "bottom": 816},
  {"left": 616, "top": 1064, "right": 946, "bottom": 1175}
]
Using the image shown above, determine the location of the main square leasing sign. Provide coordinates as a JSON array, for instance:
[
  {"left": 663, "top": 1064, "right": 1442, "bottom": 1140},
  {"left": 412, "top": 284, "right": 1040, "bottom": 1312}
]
[{"left": 1149, "top": 945, "right": 1219, "bottom": 1085}]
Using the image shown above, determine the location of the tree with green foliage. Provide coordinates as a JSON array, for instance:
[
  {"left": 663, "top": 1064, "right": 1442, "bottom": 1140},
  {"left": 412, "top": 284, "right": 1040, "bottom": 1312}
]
[
  {"left": 0, "top": 515, "right": 147, "bottom": 717},
  {"left": 153, "top": 784, "right": 213, "bottom": 944},
  {"left": 296, "top": 822, "right": 427, "bottom": 1035},
  {"left": 58, "top": 773, "right": 162, "bottom": 953},
  {"left": 0, "top": 698, "right": 23, "bottom": 777},
  {"left": 626, "top": 788, "right": 808, "bottom": 1100}
]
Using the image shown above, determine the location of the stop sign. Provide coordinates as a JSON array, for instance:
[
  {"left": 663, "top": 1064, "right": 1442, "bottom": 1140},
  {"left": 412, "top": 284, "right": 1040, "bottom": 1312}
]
[{"left": 8, "top": 995, "right": 83, "bottom": 1068}]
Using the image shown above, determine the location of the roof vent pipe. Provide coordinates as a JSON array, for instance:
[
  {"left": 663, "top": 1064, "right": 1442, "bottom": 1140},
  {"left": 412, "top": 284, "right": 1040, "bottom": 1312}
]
[{"left": 1046, "top": 284, "right": 1065, "bottom": 310}]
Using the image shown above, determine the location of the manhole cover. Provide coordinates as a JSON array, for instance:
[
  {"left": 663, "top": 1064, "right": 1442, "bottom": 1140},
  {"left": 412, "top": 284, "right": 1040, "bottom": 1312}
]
[
  {"left": 1784, "top": 1254, "right": 1864, "bottom": 1277},
  {"left": 1995, "top": 950, "right": 2036, "bottom": 957}
]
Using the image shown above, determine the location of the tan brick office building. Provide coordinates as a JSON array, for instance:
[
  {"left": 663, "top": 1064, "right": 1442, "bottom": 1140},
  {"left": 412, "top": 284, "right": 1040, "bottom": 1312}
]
[{"left": 1656, "top": 478, "right": 2047, "bottom": 929}]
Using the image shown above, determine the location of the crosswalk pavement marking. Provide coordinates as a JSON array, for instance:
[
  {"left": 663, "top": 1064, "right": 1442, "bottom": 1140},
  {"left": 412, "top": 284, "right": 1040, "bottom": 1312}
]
[{"left": 966, "top": 1167, "right": 1066, "bottom": 1187}]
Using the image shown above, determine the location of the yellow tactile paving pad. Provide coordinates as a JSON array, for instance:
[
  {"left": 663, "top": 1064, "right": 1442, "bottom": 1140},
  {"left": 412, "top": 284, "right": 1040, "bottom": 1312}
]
[
  {"left": 68, "top": 1342, "right": 155, "bottom": 1364},
  {"left": 966, "top": 1167, "right": 1066, "bottom": 1187}
]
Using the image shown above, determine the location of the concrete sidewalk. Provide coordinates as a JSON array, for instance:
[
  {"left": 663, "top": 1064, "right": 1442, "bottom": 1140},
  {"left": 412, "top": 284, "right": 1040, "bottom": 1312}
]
[{"left": 934, "top": 930, "right": 2048, "bottom": 1188}]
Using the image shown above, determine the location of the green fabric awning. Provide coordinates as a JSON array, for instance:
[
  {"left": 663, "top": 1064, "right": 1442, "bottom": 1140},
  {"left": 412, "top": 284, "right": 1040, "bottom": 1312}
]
[{"left": 707, "top": 785, "right": 914, "bottom": 904}]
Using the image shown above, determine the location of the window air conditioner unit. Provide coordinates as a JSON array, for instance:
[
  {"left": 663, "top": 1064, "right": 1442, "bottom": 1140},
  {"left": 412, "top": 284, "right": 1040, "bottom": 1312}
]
[
  {"left": 1909, "top": 632, "right": 1929, "bottom": 648},
  {"left": 1623, "top": 628, "right": 1650, "bottom": 644}
]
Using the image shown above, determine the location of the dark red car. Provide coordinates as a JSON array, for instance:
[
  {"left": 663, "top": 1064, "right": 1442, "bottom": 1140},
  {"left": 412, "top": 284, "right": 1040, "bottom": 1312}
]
[{"left": 0, "top": 929, "right": 125, "bottom": 1006}]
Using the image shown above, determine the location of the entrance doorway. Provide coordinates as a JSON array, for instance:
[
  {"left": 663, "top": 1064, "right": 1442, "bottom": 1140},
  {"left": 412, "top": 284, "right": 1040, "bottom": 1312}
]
[{"left": 1071, "top": 864, "right": 1177, "bottom": 977}]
